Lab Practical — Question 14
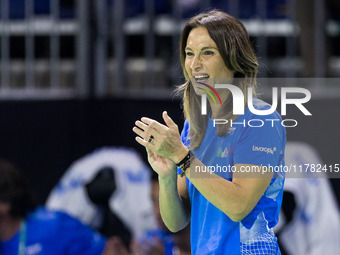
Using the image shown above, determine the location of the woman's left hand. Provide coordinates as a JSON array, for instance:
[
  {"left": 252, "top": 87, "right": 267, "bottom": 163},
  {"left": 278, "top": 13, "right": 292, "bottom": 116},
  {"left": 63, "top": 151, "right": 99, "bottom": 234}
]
[{"left": 133, "top": 111, "right": 188, "bottom": 164}]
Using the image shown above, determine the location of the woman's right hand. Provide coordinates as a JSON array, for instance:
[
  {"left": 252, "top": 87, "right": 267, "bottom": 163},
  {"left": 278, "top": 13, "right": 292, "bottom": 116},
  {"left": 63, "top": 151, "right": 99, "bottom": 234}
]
[
  {"left": 133, "top": 112, "right": 188, "bottom": 165},
  {"left": 133, "top": 112, "right": 185, "bottom": 179}
]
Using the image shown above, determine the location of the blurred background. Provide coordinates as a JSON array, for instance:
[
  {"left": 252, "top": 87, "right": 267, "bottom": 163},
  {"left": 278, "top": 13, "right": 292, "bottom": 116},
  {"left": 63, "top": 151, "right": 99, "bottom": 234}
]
[{"left": 0, "top": 0, "right": 339, "bottom": 206}]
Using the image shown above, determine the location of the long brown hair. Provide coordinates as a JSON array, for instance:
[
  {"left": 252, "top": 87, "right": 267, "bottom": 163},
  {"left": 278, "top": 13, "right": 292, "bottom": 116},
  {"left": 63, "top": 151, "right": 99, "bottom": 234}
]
[{"left": 176, "top": 10, "right": 258, "bottom": 150}]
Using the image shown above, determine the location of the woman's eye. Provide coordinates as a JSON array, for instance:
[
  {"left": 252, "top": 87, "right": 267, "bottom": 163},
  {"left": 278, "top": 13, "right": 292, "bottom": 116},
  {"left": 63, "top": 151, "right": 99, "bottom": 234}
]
[
  {"left": 186, "top": 52, "right": 194, "bottom": 56},
  {"left": 203, "top": 51, "right": 214, "bottom": 55}
]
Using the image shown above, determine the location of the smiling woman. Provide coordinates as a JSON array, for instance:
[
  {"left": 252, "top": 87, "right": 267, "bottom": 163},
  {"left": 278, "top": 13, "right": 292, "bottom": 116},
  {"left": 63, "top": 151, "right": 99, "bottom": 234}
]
[
  {"left": 133, "top": 10, "right": 286, "bottom": 255},
  {"left": 178, "top": 11, "right": 259, "bottom": 150}
]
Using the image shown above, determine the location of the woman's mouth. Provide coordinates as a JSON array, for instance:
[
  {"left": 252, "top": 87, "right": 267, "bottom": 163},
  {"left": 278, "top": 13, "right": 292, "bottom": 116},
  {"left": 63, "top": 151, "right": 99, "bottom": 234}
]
[{"left": 194, "top": 74, "right": 210, "bottom": 82}]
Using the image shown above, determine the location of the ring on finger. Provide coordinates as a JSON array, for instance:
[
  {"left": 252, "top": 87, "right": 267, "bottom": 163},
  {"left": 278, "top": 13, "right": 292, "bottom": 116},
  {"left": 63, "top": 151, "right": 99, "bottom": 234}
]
[{"left": 148, "top": 136, "right": 154, "bottom": 143}]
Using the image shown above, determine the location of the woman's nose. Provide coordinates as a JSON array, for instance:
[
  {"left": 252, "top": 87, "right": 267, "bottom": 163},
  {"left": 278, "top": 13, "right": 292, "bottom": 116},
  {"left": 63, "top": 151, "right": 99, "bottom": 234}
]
[{"left": 191, "top": 55, "right": 202, "bottom": 71}]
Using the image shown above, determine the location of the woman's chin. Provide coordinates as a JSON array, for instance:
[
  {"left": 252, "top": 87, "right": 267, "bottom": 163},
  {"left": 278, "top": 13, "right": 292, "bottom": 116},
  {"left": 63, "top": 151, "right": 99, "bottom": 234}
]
[
  {"left": 191, "top": 79, "right": 212, "bottom": 95},
  {"left": 192, "top": 85, "right": 207, "bottom": 96}
]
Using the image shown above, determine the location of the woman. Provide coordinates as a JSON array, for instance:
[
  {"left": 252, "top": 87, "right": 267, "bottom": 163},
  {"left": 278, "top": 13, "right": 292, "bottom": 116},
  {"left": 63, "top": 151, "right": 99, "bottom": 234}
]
[{"left": 133, "top": 10, "right": 286, "bottom": 255}]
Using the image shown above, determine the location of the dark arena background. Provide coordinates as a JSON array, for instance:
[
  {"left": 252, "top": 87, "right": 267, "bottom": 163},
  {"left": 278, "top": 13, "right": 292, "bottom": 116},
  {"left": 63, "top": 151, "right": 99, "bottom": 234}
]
[{"left": 0, "top": 97, "right": 339, "bottom": 204}]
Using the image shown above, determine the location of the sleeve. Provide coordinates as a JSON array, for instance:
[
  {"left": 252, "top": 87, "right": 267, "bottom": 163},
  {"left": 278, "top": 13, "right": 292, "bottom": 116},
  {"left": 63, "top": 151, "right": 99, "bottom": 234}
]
[
  {"left": 181, "top": 119, "right": 190, "bottom": 147},
  {"left": 233, "top": 111, "right": 286, "bottom": 167},
  {"left": 58, "top": 212, "right": 106, "bottom": 255}
]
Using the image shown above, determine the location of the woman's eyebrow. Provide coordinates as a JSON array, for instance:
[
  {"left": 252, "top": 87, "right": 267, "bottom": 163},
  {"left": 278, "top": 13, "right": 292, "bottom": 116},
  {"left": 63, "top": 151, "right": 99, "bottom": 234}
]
[
  {"left": 185, "top": 46, "right": 217, "bottom": 51},
  {"left": 201, "top": 46, "right": 217, "bottom": 50}
]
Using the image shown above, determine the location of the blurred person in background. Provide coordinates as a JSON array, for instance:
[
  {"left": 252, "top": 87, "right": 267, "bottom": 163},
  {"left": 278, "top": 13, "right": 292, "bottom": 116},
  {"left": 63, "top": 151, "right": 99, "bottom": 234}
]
[
  {"left": 275, "top": 141, "right": 340, "bottom": 255},
  {"left": 0, "top": 159, "right": 116, "bottom": 255},
  {"left": 46, "top": 146, "right": 190, "bottom": 255},
  {"left": 46, "top": 147, "right": 156, "bottom": 251}
]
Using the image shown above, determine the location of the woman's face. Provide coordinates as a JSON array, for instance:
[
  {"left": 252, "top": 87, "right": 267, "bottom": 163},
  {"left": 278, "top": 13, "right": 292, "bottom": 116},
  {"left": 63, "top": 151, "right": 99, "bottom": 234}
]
[{"left": 184, "top": 26, "right": 234, "bottom": 95}]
